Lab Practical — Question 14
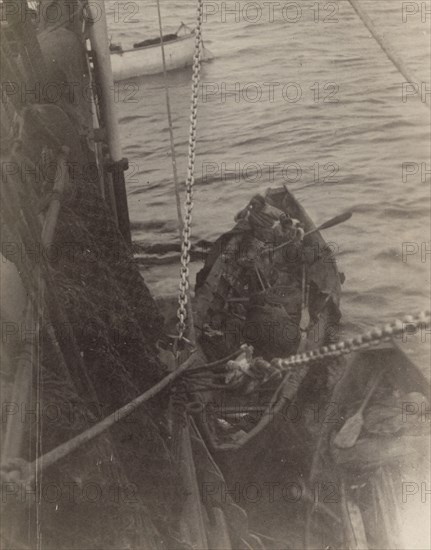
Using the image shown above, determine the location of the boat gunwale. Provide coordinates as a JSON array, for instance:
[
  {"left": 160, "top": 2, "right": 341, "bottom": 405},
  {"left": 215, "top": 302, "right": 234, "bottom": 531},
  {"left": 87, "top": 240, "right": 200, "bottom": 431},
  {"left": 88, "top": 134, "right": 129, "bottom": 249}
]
[{"left": 111, "top": 32, "right": 194, "bottom": 55}]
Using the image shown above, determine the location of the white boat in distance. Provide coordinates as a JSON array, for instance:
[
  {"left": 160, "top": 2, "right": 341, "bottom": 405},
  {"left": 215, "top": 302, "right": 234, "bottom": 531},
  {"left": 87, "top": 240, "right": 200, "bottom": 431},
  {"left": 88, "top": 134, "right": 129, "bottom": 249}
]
[{"left": 110, "top": 23, "right": 213, "bottom": 81}]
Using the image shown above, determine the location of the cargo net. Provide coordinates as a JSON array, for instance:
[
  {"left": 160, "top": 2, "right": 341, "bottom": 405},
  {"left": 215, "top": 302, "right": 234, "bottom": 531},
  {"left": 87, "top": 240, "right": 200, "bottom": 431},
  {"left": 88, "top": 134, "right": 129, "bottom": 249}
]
[{"left": 0, "top": 112, "right": 185, "bottom": 549}]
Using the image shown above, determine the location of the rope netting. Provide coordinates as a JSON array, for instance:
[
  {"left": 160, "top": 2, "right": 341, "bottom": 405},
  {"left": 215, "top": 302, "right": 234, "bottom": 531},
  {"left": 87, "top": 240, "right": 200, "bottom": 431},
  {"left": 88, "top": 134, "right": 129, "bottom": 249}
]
[
  {"left": 1, "top": 118, "right": 187, "bottom": 546},
  {"left": 1, "top": 2, "right": 429, "bottom": 549},
  {"left": 0, "top": 5, "right": 185, "bottom": 545}
]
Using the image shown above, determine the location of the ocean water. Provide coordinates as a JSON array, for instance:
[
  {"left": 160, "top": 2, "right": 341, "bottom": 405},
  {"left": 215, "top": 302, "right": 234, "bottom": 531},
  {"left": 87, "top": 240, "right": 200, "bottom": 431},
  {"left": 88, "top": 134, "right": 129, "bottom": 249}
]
[{"left": 106, "top": 0, "right": 430, "bottom": 336}]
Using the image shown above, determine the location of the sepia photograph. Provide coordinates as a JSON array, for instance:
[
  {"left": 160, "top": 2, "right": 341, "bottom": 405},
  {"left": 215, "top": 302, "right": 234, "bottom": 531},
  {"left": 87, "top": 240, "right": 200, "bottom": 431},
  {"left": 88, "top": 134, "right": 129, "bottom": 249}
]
[{"left": 0, "top": 1, "right": 430, "bottom": 548}]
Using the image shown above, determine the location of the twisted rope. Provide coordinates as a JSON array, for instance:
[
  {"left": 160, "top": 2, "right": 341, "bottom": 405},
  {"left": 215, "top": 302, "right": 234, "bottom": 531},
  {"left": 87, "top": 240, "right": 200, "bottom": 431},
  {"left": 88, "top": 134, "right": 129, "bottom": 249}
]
[
  {"left": 155, "top": 0, "right": 182, "bottom": 230},
  {"left": 3, "top": 310, "right": 428, "bottom": 479},
  {"left": 3, "top": 352, "right": 198, "bottom": 483},
  {"left": 347, "top": 0, "right": 429, "bottom": 110}
]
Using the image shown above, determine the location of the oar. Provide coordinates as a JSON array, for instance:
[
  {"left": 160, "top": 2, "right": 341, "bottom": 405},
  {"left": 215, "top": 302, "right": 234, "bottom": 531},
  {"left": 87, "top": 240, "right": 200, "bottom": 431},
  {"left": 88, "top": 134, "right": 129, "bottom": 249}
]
[
  {"left": 269, "top": 211, "right": 353, "bottom": 254},
  {"left": 304, "top": 211, "right": 353, "bottom": 238},
  {"left": 334, "top": 369, "right": 385, "bottom": 449},
  {"left": 297, "top": 264, "right": 310, "bottom": 352}
]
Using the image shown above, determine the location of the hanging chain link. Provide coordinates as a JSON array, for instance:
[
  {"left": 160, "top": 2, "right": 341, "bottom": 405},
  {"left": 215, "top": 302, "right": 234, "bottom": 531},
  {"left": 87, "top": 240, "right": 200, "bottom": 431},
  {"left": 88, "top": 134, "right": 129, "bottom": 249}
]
[
  {"left": 272, "top": 310, "right": 430, "bottom": 370},
  {"left": 177, "top": 0, "right": 204, "bottom": 342}
]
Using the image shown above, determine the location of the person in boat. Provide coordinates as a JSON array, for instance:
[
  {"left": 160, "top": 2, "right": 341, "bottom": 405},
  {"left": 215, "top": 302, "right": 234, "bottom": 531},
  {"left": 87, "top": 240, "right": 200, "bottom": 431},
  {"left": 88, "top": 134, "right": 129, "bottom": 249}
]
[
  {"left": 233, "top": 195, "right": 305, "bottom": 359},
  {"left": 196, "top": 192, "right": 307, "bottom": 360},
  {"left": 236, "top": 197, "right": 304, "bottom": 276},
  {"left": 272, "top": 212, "right": 305, "bottom": 276},
  {"left": 278, "top": 212, "right": 305, "bottom": 243}
]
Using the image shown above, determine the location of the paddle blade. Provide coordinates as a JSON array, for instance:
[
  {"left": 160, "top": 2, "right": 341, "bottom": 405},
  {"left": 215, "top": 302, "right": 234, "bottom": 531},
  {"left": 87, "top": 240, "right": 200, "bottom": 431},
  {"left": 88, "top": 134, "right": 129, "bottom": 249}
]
[
  {"left": 297, "top": 313, "right": 310, "bottom": 353},
  {"left": 333, "top": 412, "right": 364, "bottom": 449},
  {"left": 300, "top": 307, "right": 310, "bottom": 332},
  {"left": 304, "top": 211, "right": 353, "bottom": 238},
  {"left": 318, "top": 211, "right": 352, "bottom": 232}
]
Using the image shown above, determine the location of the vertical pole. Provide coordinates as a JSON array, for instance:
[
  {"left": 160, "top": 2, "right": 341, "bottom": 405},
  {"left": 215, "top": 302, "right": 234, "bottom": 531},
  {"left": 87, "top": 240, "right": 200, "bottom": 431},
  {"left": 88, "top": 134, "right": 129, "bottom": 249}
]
[{"left": 88, "top": 1, "right": 131, "bottom": 244}]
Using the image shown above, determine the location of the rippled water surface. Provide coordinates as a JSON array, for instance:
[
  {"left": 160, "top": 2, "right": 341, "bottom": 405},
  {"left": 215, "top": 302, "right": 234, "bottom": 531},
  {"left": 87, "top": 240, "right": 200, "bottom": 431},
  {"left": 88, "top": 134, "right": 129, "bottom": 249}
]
[{"left": 107, "top": 0, "right": 430, "bottom": 334}]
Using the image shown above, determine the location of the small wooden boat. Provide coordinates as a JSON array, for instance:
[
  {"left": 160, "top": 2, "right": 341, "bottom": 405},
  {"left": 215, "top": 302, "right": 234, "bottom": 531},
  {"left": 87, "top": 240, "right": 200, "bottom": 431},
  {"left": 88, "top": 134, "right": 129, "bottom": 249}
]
[
  {"left": 190, "top": 185, "right": 343, "bottom": 470},
  {"left": 194, "top": 185, "right": 343, "bottom": 361},
  {"left": 306, "top": 339, "right": 430, "bottom": 549},
  {"left": 110, "top": 23, "right": 213, "bottom": 81},
  {"left": 186, "top": 188, "right": 429, "bottom": 548}
]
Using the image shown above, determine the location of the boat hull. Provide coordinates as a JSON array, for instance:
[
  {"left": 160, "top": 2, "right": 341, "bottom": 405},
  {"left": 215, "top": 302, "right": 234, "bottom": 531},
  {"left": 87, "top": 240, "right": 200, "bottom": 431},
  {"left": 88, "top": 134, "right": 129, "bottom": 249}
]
[
  {"left": 194, "top": 186, "right": 342, "bottom": 361},
  {"left": 110, "top": 34, "right": 195, "bottom": 81}
]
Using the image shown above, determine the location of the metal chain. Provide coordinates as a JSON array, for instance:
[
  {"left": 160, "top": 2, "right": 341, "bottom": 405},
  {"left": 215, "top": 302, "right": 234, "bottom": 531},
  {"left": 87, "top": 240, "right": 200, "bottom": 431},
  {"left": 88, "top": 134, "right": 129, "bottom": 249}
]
[
  {"left": 5, "top": 311, "right": 428, "bottom": 480},
  {"left": 177, "top": 0, "right": 204, "bottom": 342},
  {"left": 273, "top": 310, "right": 430, "bottom": 370}
]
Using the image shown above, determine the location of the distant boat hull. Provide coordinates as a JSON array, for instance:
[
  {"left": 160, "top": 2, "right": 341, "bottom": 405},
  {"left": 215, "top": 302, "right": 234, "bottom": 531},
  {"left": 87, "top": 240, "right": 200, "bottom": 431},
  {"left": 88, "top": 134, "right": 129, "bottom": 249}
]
[{"left": 110, "top": 33, "right": 195, "bottom": 81}]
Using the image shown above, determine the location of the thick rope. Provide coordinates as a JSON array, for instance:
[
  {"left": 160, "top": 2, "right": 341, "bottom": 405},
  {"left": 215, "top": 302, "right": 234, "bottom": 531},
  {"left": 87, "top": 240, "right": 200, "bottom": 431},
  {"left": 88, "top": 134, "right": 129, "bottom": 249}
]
[
  {"left": 155, "top": 0, "right": 183, "bottom": 231},
  {"left": 14, "top": 352, "right": 198, "bottom": 482},
  {"left": 176, "top": 0, "right": 204, "bottom": 344},
  {"left": 4, "top": 310, "right": 428, "bottom": 480},
  {"left": 347, "top": 0, "right": 429, "bottom": 110}
]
